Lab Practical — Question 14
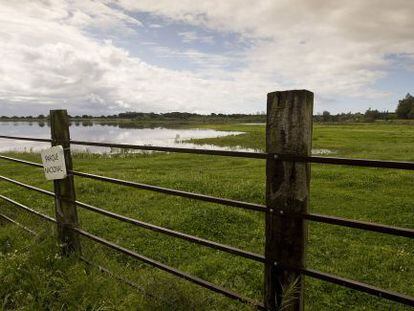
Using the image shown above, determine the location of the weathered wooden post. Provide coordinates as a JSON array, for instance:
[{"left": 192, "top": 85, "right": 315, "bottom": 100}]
[
  {"left": 264, "top": 90, "right": 313, "bottom": 310},
  {"left": 50, "top": 109, "right": 81, "bottom": 255}
]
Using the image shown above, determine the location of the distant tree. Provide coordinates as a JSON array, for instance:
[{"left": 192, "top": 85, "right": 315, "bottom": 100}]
[
  {"left": 364, "top": 108, "right": 380, "bottom": 122},
  {"left": 322, "top": 111, "right": 331, "bottom": 122},
  {"left": 396, "top": 93, "right": 414, "bottom": 119}
]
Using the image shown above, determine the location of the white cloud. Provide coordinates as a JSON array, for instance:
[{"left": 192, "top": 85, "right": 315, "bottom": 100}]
[
  {"left": 0, "top": 38, "right": 246, "bottom": 113},
  {"left": 117, "top": 1, "right": 414, "bottom": 101},
  {"left": 0, "top": 1, "right": 266, "bottom": 114},
  {"left": 0, "top": 0, "right": 413, "bottom": 115},
  {"left": 178, "top": 31, "right": 214, "bottom": 44}
]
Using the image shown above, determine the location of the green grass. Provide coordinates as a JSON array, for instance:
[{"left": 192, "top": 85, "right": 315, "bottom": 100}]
[
  {"left": 190, "top": 123, "right": 414, "bottom": 160},
  {"left": 0, "top": 122, "right": 413, "bottom": 310}
]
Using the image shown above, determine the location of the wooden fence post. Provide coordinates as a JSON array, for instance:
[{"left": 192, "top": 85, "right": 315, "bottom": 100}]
[
  {"left": 264, "top": 90, "right": 313, "bottom": 310},
  {"left": 50, "top": 109, "right": 81, "bottom": 255}
]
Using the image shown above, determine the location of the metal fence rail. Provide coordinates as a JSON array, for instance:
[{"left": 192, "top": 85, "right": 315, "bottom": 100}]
[
  {"left": 1, "top": 100, "right": 414, "bottom": 310},
  {"left": 298, "top": 268, "right": 414, "bottom": 307},
  {"left": 275, "top": 154, "right": 414, "bottom": 170},
  {"left": 73, "top": 226, "right": 267, "bottom": 310},
  {"left": 0, "top": 173, "right": 266, "bottom": 261},
  {"left": 0, "top": 134, "right": 267, "bottom": 159},
  {"left": 0, "top": 200, "right": 175, "bottom": 307},
  {"left": 303, "top": 213, "right": 414, "bottom": 239},
  {"left": 75, "top": 200, "right": 266, "bottom": 263},
  {"left": 2, "top": 190, "right": 413, "bottom": 308},
  {"left": 0, "top": 135, "right": 51, "bottom": 143},
  {"left": 71, "top": 170, "right": 267, "bottom": 212},
  {"left": 1, "top": 155, "right": 413, "bottom": 241},
  {"left": 0, "top": 154, "right": 266, "bottom": 212},
  {"left": 0, "top": 211, "right": 37, "bottom": 235},
  {"left": 1, "top": 150, "right": 413, "bottom": 308},
  {"left": 1, "top": 134, "right": 414, "bottom": 170},
  {"left": 0, "top": 193, "right": 266, "bottom": 310}
]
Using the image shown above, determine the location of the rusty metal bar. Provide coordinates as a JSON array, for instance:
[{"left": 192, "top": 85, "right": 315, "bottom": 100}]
[
  {"left": 1, "top": 134, "right": 414, "bottom": 309},
  {"left": 275, "top": 154, "right": 414, "bottom": 170},
  {"left": 0, "top": 157, "right": 413, "bottom": 240},
  {"left": 0, "top": 155, "right": 267, "bottom": 213},
  {"left": 72, "top": 227, "right": 266, "bottom": 310},
  {"left": 0, "top": 195, "right": 265, "bottom": 309},
  {"left": 0, "top": 173, "right": 266, "bottom": 262},
  {"left": 79, "top": 256, "right": 148, "bottom": 292},
  {"left": 71, "top": 170, "right": 267, "bottom": 213},
  {"left": 3, "top": 170, "right": 412, "bottom": 241},
  {"left": 0, "top": 195, "right": 56, "bottom": 223},
  {"left": 70, "top": 139, "right": 268, "bottom": 159},
  {"left": 298, "top": 268, "right": 414, "bottom": 307},
  {"left": 75, "top": 200, "right": 266, "bottom": 263},
  {"left": 0, "top": 195, "right": 169, "bottom": 308},
  {"left": 0, "top": 154, "right": 43, "bottom": 168},
  {"left": 304, "top": 213, "right": 414, "bottom": 239},
  {"left": 78, "top": 256, "right": 172, "bottom": 305},
  {"left": 0, "top": 212, "right": 37, "bottom": 235},
  {"left": 1, "top": 136, "right": 413, "bottom": 170},
  {"left": 0, "top": 135, "right": 51, "bottom": 143},
  {"left": 2, "top": 145, "right": 414, "bottom": 174},
  {"left": 0, "top": 134, "right": 266, "bottom": 159},
  {"left": 0, "top": 175, "right": 54, "bottom": 197},
  {"left": 1, "top": 183, "right": 413, "bottom": 307}
]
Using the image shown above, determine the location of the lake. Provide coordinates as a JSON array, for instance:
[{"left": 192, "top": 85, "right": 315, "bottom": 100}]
[
  {"left": 0, "top": 122, "right": 335, "bottom": 155},
  {"left": 0, "top": 121, "right": 252, "bottom": 153}
]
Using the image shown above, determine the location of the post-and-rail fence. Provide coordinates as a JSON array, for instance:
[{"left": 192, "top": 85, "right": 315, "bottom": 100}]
[{"left": 0, "top": 90, "right": 413, "bottom": 310}]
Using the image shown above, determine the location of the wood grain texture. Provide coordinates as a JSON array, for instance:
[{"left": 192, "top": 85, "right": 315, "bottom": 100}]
[
  {"left": 50, "top": 109, "right": 81, "bottom": 255},
  {"left": 265, "top": 90, "right": 313, "bottom": 311}
]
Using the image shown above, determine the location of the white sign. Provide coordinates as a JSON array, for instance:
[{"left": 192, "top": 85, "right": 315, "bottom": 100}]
[{"left": 40, "top": 146, "right": 67, "bottom": 180}]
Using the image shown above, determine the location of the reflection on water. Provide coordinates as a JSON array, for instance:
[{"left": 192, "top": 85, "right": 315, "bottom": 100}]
[
  {"left": 312, "top": 148, "right": 336, "bottom": 155},
  {"left": 0, "top": 121, "right": 253, "bottom": 153},
  {"left": 0, "top": 121, "right": 336, "bottom": 155}
]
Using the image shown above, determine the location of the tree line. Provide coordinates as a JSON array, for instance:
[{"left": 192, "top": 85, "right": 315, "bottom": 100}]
[
  {"left": 1, "top": 94, "right": 413, "bottom": 122},
  {"left": 0, "top": 112, "right": 267, "bottom": 123},
  {"left": 315, "top": 93, "right": 414, "bottom": 122}
]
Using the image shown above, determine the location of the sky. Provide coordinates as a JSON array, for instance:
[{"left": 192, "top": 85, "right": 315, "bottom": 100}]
[{"left": 0, "top": 1, "right": 413, "bottom": 116}]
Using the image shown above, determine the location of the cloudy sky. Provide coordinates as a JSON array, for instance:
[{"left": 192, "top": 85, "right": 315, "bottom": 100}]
[{"left": 0, "top": 1, "right": 413, "bottom": 116}]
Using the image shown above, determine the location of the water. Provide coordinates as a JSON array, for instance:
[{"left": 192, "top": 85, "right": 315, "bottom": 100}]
[
  {"left": 0, "top": 122, "right": 335, "bottom": 155},
  {"left": 312, "top": 148, "right": 336, "bottom": 155},
  {"left": 0, "top": 121, "right": 253, "bottom": 153}
]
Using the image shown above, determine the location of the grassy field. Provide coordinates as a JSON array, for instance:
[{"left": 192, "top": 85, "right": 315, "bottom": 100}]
[{"left": 0, "top": 122, "right": 413, "bottom": 310}]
